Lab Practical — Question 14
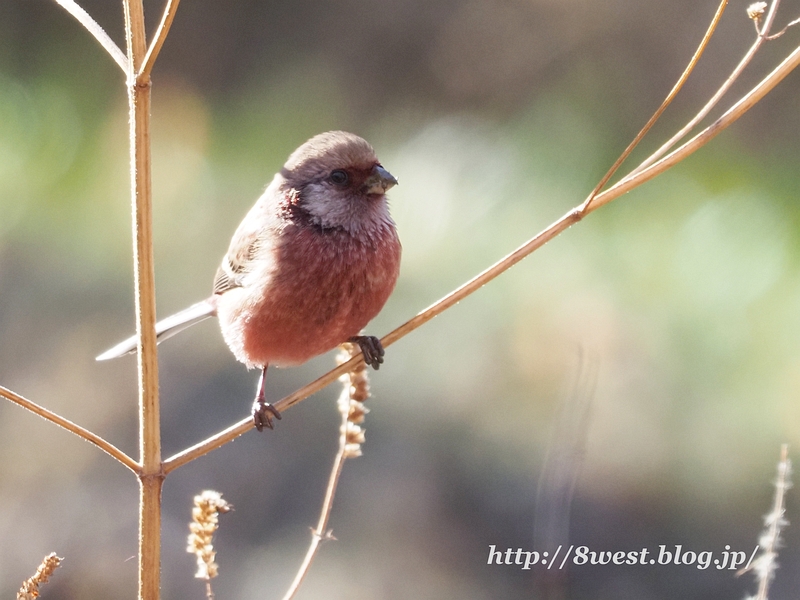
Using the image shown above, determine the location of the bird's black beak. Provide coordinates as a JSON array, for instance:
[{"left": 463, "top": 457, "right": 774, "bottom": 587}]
[{"left": 363, "top": 165, "right": 398, "bottom": 195}]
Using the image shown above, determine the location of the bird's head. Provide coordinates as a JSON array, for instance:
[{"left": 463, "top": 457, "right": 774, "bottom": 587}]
[{"left": 280, "top": 131, "right": 398, "bottom": 235}]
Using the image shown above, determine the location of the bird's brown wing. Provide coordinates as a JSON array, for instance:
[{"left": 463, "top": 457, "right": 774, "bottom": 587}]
[{"left": 213, "top": 233, "right": 260, "bottom": 295}]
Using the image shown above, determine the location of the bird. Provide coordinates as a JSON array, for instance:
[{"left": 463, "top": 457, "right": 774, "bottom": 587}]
[{"left": 97, "top": 131, "right": 402, "bottom": 431}]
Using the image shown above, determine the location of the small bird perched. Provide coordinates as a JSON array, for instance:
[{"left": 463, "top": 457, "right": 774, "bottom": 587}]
[{"left": 98, "top": 131, "right": 402, "bottom": 430}]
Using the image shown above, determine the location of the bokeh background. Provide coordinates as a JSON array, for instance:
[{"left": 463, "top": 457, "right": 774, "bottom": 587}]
[{"left": 2, "top": 0, "right": 800, "bottom": 598}]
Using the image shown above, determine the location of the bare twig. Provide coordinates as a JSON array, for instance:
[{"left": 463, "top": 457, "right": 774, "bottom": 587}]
[
  {"left": 281, "top": 432, "right": 346, "bottom": 600},
  {"left": 628, "top": 0, "right": 783, "bottom": 178},
  {"left": 600, "top": 40, "right": 800, "bottom": 212},
  {"left": 122, "top": 0, "right": 164, "bottom": 597},
  {"left": 282, "top": 345, "right": 368, "bottom": 600},
  {"left": 757, "top": 0, "right": 784, "bottom": 37},
  {"left": 0, "top": 385, "right": 139, "bottom": 473},
  {"left": 581, "top": 0, "right": 728, "bottom": 211},
  {"left": 139, "top": 0, "right": 182, "bottom": 80},
  {"left": 52, "top": 0, "right": 128, "bottom": 72}
]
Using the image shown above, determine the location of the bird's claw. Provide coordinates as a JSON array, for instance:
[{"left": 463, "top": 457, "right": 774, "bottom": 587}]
[
  {"left": 349, "top": 335, "right": 385, "bottom": 370},
  {"left": 252, "top": 399, "right": 282, "bottom": 432}
]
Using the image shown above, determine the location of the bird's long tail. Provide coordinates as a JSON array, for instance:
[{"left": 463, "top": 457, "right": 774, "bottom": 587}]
[{"left": 96, "top": 298, "right": 217, "bottom": 361}]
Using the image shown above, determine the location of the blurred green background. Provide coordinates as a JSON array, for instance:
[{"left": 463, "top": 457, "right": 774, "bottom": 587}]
[{"left": 2, "top": 0, "right": 800, "bottom": 598}]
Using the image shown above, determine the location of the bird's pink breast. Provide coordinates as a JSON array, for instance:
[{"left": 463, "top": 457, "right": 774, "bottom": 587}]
[{"left": 217, "top": 223, "right": 401, "bottom": 368}]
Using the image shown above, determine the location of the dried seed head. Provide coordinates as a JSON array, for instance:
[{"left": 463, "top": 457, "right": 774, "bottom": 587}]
[
  {"left": 343, "top": 443, "right": 364, "bottom": 458},
  {"left": 347, "top": 401, "right": 369, "bottom": 424},
  {"left": 747, "top": 2, "right": 767, "bottom": 20},
  {"left": 17, "top": 553, "right": 62, "bottom": 600},
  {"left": 187, "top": 490, "right": 232, "bottom": 581},
  {"left": 337, "top": 343, "right": 372, "bottom": 456},
  {"left": 346, "top": 423, "right": 366, "bottom": 446}
]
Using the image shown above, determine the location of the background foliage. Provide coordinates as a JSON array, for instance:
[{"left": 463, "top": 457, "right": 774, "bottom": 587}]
[{"left": 1, "top": 0, "right": 800, "bottom": 597}]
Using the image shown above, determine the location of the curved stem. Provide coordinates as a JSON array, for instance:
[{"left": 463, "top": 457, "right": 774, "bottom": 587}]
[
  {"left": 605, "top": 41, "right": 800, "bottom": 210},
  {"left": 139, "top": 0, "right": 182, "bottom": 80},
  {"left": 0, "top": 385, "right": 139, "bottom": 473},
  {"left": 281, "top": 407, "right": 349, "bottom": 600},
  {"left": 124, "top": 0, "right": 163, "bottom": 598},
  {"left": 628, "top": 0, "right": 782, "bottom": 178},
  {"left": 52, "top": 0, "right": 128, "bottom": 72},
  {"left": 163, "top": 418, "right": 251, "bottom": 473},
  {"left": 582, "top": 0, "right": 727, "bottom": 211}
]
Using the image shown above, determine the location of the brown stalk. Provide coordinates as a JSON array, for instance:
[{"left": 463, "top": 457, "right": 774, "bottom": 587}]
[
  {"left": 594, "top": 40, "right": 800, "bottom": 212},
  {"left": 0, "top": 385, "right": 139, "bottom": 473},
  {"left": 282, "top": 346, "right": 367, "bottom": 600},
  {"left": 626, "top": 0, "right": 782, "bottom": 179},
  {"left": 123, "top": 0, "right": 162, "bottom": 597},
  {"left": 581, "top": 0, "right": 728, "bottom": 212},
  {"left": 280, "top": 416, "right": 347, "bottom": 600},
  {"left": 53, "top": 0, "right": 128, "bottom": 72},
  {"left": 139, "top": 0, "right": 182, "bottom": 79}
]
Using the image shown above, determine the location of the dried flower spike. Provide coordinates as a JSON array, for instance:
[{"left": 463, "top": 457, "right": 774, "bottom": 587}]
[
  {"left": 17, "top": 553, "right": 62, "bottom": 600},
  {"left": 187, "top": 490, "right": 232, "bottom": 581},
  {"left": 747, "top": 2, "right": 767, "bottom": 21},
  {"left": 337, "top": 343, "right": 372, "bottom": 457}
]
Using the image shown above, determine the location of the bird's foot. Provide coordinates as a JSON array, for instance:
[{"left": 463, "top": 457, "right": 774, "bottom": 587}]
[
  {"left": 252, "top": 399, "right": 282, "bottom": 432},
  {"left": 349, "top": 335, "right": 385, "bottom": 370}
]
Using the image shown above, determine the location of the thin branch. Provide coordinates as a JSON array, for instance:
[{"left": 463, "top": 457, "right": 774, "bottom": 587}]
[
  {"left": 139, "top": 0, "right": 182, "bottom": 80},
  {"left": 163, "top": 417, "right": 252, "bottom": 473},
  {"left": 52, "top": 0, "right": 128, "bottom": 72},
  {"left": 281, "top": 425, "right": 347, "bottom": 600},
  {"left": 628, "top": 0, "right": 782, "bottom": 178},
  {"left": 759, "top": 0, "right": 784, "bottom": 37},
  {"left": 769, "top": 15, "right": 800, "bottom": 38},
  {"left": 283, "top": 346, "right": 367, "bottom": 600},
  {"left": 581, "top": 0, "right": 728, "bottom": 211},
  {"left": 0, "top": 385, "right": 139, "bottom": 473},
  {"left": 598, "top": 40, "right": 800, "bottom": 212},
  {"left": 123, "top": 0, "right": 164, "bottom": 598}
]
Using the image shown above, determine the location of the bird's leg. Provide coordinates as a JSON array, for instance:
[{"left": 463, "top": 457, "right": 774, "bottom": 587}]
[
  {"left": 252, "top": 365, "right": 282, "bottom": 432},
  {"left": 348, "top": 335, "right": 385, "bottom": 370}
]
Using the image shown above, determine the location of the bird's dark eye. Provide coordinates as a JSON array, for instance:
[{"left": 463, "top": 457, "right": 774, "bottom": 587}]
[{"left": 329, "top": 169, "right": 349, "bottom": 185}]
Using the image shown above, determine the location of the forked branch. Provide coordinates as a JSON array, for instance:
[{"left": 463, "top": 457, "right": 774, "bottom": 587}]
[
  {"left": 139, "top": 0, "right": 182, "bottom": 80},
  {"left": 0, "top": 385, "right": 139, "bottom": 473}
]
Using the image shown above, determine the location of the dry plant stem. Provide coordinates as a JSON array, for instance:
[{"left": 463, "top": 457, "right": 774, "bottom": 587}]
[
  {"left": 600, "top": 40, "right": 800, "bottom": 212},
  {"left": 281, "top": 442, "right": 346, "bottom": 600},
  {"left": 0, "top": 385, "right": 139, "bottom": 473},
  {"left": 139, "top": 0, "right": 182, "bottom": 79},
  {"left": 628, "top": 0, "right": 782, "bottom": 178},
  {"left": 754, "top": 443, "right": 790, "bottom": 600},
  {"left": 163, "top": 33, "right": 800, "bottom": 476},
  {"left": 123, "top": 0, "right": 163, "bottom": 598},
  {"left": 281, "top": 390, "right": 352, "bottom": 600},
  {"left": 581, "top": 0, "right": 727, "bottom": 211},
  {"left": 53, "top": 0, "right": 128, "bottom": 72}
]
